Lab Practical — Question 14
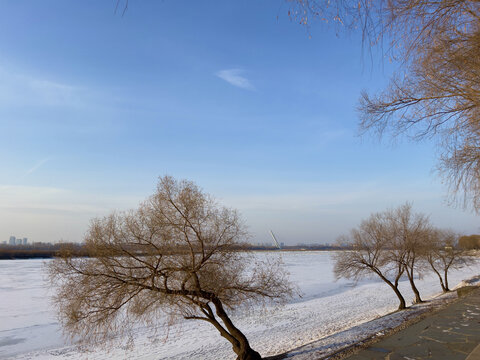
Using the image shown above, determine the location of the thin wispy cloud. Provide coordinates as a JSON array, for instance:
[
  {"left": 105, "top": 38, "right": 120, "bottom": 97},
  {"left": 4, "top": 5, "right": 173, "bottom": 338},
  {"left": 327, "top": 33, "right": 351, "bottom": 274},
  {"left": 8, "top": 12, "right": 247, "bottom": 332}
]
[
  {"left": 21, "top": 158, "right": 50, "bottom": 179},
  {"left": 0, "top": 65, "right": 82, "bottom": 107},
  {"left": 216, "top": 69, "right": 254, "bottom": 90},
  {"left": 0, "top": 184, "right": 141, "bottom": 214},
  {"left": 29, "top": 79, "right": 77, "bottom": 105}
]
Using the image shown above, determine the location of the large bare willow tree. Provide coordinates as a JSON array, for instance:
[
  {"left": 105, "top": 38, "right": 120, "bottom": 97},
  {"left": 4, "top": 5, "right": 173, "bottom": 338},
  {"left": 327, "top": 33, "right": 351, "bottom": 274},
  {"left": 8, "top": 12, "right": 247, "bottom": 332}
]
[
  {"left": 289, "top": 0, "right": 480, "bottom": 211},
  {"left": 49, "top": 176, "right": 293, "bottom": 360}
]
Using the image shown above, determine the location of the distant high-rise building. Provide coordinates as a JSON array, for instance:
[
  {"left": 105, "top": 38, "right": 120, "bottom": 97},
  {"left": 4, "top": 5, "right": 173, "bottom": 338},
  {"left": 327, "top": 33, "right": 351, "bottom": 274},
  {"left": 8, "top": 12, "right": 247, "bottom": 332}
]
[
  {"left": 9, "top": 236, "right": 16, "bottom": 245},
  {"left": 16, "top": 238, "right": 22, "bottom": 245},
  {"left": 23, "top": 238, "right": 28, "bottom": 245}
]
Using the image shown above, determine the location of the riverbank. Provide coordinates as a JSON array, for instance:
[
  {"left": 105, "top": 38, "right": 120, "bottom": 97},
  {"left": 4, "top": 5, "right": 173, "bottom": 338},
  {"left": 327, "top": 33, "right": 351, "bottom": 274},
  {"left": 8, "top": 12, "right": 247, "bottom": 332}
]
[
  {"left": 2, "top": 253, "right": 479, "bottom": 359},
  {"left": 343, "top": 285, "right": 480, "bottom": 360},
  {"left": 278, "top": 276, "right": 480, "bottom": 360}
]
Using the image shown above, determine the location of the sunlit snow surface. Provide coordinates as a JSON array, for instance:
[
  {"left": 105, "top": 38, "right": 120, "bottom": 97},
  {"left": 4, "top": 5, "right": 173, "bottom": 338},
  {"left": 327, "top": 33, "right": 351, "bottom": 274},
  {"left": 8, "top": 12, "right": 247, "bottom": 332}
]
[{"left": 2, "top": 251, "right": 479, "bottom": 359}]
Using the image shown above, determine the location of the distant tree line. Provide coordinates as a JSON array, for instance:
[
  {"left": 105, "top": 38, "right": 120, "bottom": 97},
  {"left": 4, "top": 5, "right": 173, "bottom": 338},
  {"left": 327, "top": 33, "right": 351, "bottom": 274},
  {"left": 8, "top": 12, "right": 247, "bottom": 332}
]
[
  {"left": 0, "top": 241, "right": 350, "bottom": 260},
  {"left": 0, "top": 243, "right": 87, "bottom": 260},
  {"left": 459, "top": 235, "right": 480, "bottom": 250},
  {"left": 247, "top": 244, "right": 349, "bottom": 251}
]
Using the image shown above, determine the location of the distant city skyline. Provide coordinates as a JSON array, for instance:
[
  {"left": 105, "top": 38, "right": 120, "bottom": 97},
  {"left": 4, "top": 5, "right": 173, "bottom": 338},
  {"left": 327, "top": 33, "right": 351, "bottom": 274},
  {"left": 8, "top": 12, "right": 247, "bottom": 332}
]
[
  {"left": 0, "top": 1, "right": 478, "bottom": 245},
  {"left": 7, "top": 236, "right": 28, "bottom": 246}
]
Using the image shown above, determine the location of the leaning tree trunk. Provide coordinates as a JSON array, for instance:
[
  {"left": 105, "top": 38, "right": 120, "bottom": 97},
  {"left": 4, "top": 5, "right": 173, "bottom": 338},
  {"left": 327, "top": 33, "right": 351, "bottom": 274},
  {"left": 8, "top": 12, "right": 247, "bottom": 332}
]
[
  {"left": 436, "top": 271, "right": 447, "bottom": 292},
  {"left": 405, "top": 266, "right": 423, "bottom": 303},
  {"left": 391, "top": 285, "right": 407, "bottom": 310},
  {"left": 408, "top": 276, "right": 423, "bottom": 303},
  {"left": 430, "top": 263, "right": 447, "bottom": 292},
  {"left": 378, "top": 272, "right": 407, "bottom": 310},
  {"left": 212, "top": 298, "right": 262, "bottom": 360},
  {"left": 235, "top": 347, "right": 262, "bottom": 360}
]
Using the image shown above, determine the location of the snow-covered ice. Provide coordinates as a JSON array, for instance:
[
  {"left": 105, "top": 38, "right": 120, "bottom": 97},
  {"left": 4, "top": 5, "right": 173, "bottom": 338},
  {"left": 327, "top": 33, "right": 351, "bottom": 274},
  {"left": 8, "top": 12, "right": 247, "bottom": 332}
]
[{"left": 1, "top": 251, "right": 479, "bottom": 360}]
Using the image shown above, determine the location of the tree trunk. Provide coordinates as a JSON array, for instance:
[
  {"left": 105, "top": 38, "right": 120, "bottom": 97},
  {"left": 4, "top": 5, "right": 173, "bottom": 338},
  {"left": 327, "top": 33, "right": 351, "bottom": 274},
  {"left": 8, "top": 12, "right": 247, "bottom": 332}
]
[
  {"left": 375, "top": 268, "right": 407, "bottom": 310},
  {"left": 212, "top": 298, "right": 262, "bottom": 360},
  {"left": 235, "top": 347, "right": 262, "bottom": 360},
  {"left": 393, "top": 267, "right": 407, "bottom": 310},
  {"left": 409, "top": 276, "right": 423, "bottom": 303},
  {"left": 406, "top": 267, "right": 423, "bottom": 303},
  {"left": 430, "top": 263, "right": 447, "bottom": 292},
  {"left": 444, "top": 269, "right": 450, "bottom": 292},
  {"left": 392, "top": 285, "right": 407, "bottom": 310},
  {"left": 437, "top": 273, "right": 447, "bottom": 292}
]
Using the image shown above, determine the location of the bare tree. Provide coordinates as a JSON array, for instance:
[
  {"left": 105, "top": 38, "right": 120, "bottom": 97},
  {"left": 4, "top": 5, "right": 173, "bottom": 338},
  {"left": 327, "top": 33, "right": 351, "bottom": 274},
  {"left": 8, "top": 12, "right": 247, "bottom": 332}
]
[
  {"left": 334, "top": 211, "right": 408, "bottom": 310},
  {"left": 335, "top": 203, "right": 433, "bottom": 309},
  {"left": 387, "top": 203, "right": 431, "bottom": 304},
  {"left": 425, "top": 229, "right": 470, "bottom": 292},
  {"left": 48, "top": 176, "right": 293, "bottom": 360},
  {"left": 290, "top": 0, "right": 480, "bottom": 212}
]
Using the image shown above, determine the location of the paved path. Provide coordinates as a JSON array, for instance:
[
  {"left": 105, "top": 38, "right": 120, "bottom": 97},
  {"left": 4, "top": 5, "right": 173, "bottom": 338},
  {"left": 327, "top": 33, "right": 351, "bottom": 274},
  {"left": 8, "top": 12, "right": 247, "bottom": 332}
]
[{"left": 345, "top": 288, "right": 480, "bottom": 360}]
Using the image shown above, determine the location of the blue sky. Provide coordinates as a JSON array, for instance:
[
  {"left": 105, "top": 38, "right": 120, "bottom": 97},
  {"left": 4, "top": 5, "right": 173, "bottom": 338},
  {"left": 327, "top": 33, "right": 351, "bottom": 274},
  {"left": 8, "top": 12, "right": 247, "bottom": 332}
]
[{"left": 0, "top": 0, "right": 478, "bottom": 244}]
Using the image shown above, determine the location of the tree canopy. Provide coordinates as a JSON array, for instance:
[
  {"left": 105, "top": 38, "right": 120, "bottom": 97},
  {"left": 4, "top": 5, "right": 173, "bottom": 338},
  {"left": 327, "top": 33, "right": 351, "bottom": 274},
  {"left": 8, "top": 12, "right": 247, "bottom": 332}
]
[
  {"left": 49, "top": 176, "right": 293, "bottom": 360},
  {"left": 291, "top": 0, "right": 480, "bottom": 211}
]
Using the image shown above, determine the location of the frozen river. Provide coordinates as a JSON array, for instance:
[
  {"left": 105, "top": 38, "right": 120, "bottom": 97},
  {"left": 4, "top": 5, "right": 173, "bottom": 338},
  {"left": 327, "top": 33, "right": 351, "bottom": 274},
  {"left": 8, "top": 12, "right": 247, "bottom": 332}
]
[{"left": 1, "top": 251, "right": 479, "bottom": 359}]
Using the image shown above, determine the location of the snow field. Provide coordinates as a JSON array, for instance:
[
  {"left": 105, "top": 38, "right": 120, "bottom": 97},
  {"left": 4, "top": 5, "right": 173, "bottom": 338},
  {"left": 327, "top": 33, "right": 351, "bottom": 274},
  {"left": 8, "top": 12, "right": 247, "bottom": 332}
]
[{"left": 1, "top": 251, "right": 479, "bottom": 360}]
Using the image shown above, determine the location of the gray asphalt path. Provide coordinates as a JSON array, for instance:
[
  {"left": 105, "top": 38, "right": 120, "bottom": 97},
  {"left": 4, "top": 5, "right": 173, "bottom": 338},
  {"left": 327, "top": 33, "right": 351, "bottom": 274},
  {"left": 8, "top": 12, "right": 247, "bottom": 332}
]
[{"left": 345, "top": 288, "right": 480, "bottom": 360}]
